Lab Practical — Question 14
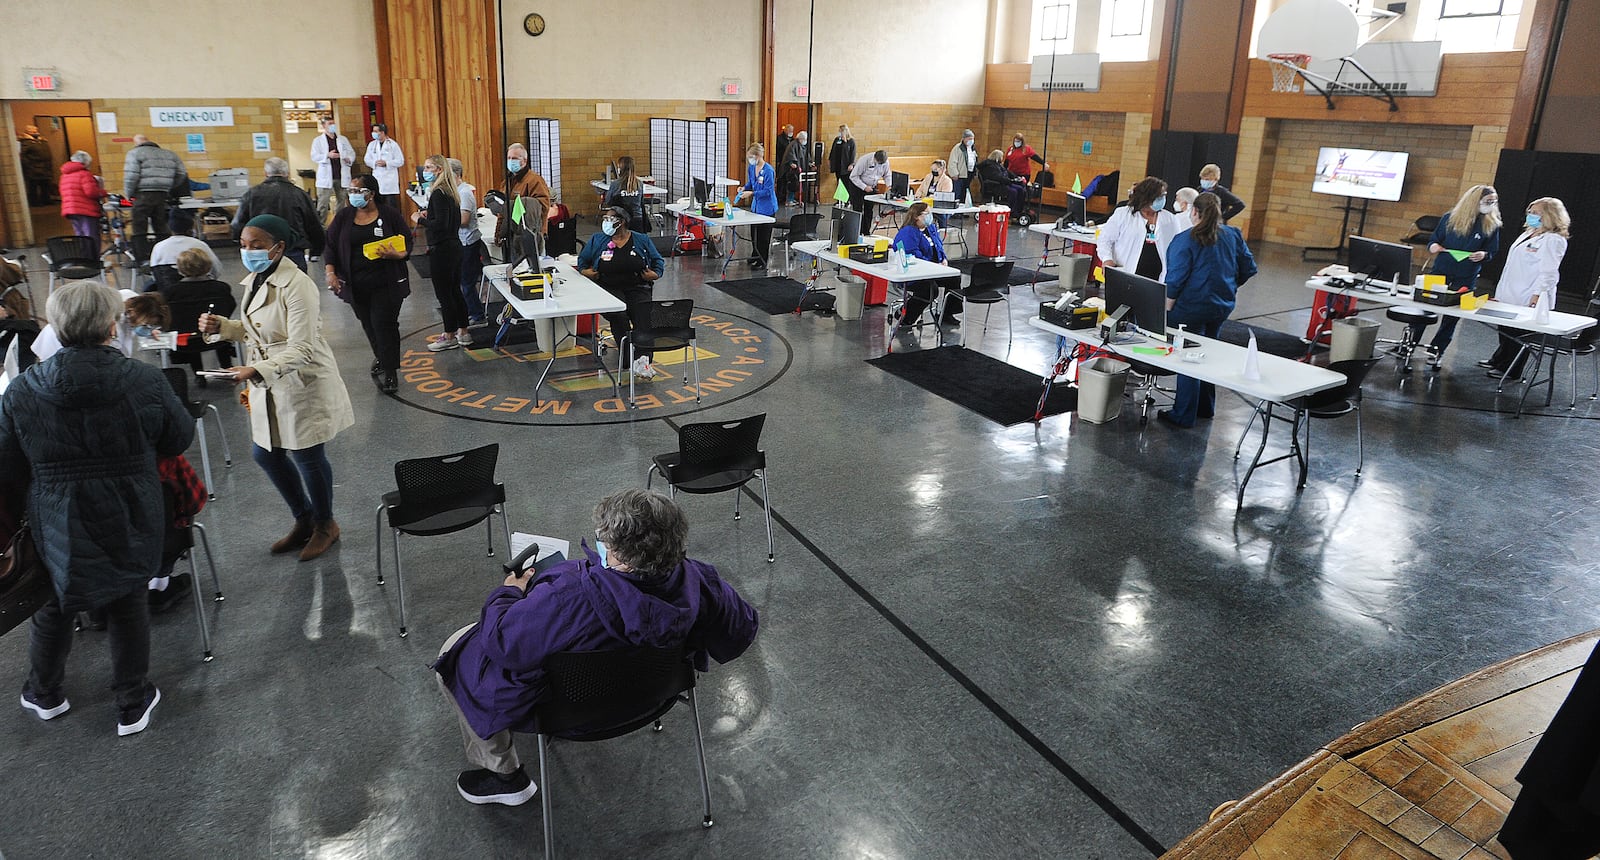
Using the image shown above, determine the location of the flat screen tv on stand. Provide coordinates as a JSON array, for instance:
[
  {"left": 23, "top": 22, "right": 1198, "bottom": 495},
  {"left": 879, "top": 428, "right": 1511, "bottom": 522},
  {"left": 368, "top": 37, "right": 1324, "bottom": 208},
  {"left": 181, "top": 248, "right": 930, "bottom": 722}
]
[{"left": 1302, "top": 146, "right": 1412, "bottom": 263}]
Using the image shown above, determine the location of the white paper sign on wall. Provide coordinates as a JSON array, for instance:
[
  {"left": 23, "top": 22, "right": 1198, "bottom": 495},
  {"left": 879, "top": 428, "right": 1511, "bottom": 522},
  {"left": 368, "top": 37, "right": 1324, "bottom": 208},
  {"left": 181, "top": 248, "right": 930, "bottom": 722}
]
[{"left": 149, "top": 106, "right": 235, "bottom": 127}]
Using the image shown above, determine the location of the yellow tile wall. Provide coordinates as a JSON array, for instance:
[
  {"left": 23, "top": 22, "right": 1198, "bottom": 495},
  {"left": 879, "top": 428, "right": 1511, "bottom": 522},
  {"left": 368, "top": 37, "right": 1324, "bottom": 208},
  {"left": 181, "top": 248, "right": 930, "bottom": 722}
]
[
  {"left": 1, "top": 112, "right": 22, "bottom": 247},
  {"left": 92, "top": 99, "right": 288, "bottom": 196},
  {"left": 814, "top": 103, "right": 987, "bottom": 199},
  {"left": 1257, "top": 120, "right": 1475, "bottom": 254},
  {"left": 1119, "top": 112, "right": 1153, "bottom": 194},
  {"left": 1232, "top": 115, "right": 1272, "bottom": 241},
  {"left": 992, "top": 108, "right": 1126, "bottom": 190}
]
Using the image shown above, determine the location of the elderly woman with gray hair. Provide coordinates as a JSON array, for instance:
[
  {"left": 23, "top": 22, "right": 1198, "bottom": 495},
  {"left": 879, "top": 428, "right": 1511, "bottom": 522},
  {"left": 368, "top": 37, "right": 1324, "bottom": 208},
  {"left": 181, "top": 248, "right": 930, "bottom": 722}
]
[
  {"left": 58, "top": 150, "right": 107, "bottom": 238},
  {"left": 432, "top": 489, "right": 760, "bottom": 806},
  {"left": 0, "top": 281, "right": 194, "bottom": 736}
]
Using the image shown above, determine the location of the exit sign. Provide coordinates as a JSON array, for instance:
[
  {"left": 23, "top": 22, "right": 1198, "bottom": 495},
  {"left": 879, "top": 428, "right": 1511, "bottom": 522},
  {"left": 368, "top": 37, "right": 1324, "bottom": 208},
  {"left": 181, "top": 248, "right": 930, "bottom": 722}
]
[
  {"left": 721, "top": 80, "right": 741, "bottom": 97},
  {"left": 23, "top": 68, "right": 59, "bottom": 93},
  {"left": 793, "top": 84, "right": 809, "bottom": 99}
]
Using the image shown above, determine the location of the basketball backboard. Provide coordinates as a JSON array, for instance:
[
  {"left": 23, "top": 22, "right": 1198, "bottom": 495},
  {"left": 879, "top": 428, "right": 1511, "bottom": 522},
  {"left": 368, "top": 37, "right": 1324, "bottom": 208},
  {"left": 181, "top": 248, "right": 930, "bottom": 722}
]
[{"left": 1257, "top": 0, "right": 1361, "bottom": 60}]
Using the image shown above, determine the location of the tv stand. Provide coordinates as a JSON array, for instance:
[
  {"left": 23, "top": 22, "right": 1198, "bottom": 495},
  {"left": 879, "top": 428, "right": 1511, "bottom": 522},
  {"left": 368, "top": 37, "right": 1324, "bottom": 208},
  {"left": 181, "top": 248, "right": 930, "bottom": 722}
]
[{"left": 1302, "top": 195, "right": 1370, "bottom": 262}]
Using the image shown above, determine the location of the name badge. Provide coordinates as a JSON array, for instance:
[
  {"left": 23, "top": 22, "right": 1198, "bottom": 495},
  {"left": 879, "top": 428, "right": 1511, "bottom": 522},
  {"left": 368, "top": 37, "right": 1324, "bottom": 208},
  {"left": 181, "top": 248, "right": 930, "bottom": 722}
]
[{"left": 600, "top": 250, "right": 615, "bottom": 262}]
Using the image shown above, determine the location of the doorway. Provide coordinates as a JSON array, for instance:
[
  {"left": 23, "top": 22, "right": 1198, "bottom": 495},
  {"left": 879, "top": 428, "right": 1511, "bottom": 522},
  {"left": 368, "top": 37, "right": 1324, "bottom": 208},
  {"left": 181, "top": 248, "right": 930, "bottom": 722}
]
[
  {"left": 703, "top": 102, "right": 748, "bottom": 182},
  {"left": 775, "top": 102, "right": 813, "bottom": 152},
  {"left": 9, "top": 99, "right": 96, "bottom": 243},
  {"left": 281, "top": 99, "right": 338, "bottom": 198}
]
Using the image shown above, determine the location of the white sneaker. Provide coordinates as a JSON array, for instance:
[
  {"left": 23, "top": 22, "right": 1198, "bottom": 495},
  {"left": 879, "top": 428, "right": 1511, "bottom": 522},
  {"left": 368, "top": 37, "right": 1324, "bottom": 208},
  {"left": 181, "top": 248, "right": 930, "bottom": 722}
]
[
  {"left": 457, "top": 331, "right": 473, "bottom": 347},
  {"left": 427, "top": 334, "right": 459, "bottom": 352},
  {"left": 631, "top": 356, "right": 659, "bottom": 379}
]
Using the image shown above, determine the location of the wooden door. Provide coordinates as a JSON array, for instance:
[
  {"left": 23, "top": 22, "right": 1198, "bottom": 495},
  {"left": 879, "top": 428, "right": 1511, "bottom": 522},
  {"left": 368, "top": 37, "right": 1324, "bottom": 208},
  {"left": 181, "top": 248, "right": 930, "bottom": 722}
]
[
  {"left": 704, "top": 102, "right": 747, "bottom": 181},
  {"left": 775, "top": 102, "right": 811, "bottom": 152}
]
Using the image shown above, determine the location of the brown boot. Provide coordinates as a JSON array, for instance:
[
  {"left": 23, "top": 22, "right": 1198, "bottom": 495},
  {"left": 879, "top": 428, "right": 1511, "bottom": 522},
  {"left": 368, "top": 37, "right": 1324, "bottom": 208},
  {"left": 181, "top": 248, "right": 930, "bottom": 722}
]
[
  {"left": 270, "top": 518, "right": 314, "bottom": 554},
  {"left": 299, "top": 520, "right": 341, "bottom": 562}
]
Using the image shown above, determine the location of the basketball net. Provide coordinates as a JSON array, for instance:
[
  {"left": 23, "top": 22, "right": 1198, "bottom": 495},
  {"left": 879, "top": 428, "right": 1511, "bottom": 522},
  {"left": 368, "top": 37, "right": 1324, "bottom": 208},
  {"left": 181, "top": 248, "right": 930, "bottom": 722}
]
[{"left": 1267, "top": 53, "right": 1311, "bottom": 93}]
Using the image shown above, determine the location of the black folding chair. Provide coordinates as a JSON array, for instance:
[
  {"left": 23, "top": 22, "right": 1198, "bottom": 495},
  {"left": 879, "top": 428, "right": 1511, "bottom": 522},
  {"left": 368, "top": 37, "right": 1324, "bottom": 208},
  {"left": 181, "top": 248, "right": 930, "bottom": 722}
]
[
  {"left": 774, "top": 213, "right": 822, "bottom": 275},
  {"left": 532, "top": 646, "right": 714, "bottom": 859},
  {"left": 161, "top": 483, "right": 224, "bottom": 662},
  {"left": 374, "top": 444, "right": 512, "bottom": 637},
  {"left": 166, "top": 297, "right": 237, "bottom": 373},
  {"left": 942, "top": 260, "right": 1014, "bottom": 348},
  {"left": 43, "top": 236, "right": 107, "bottom": 293},
  {"left": 161, "top": 368, "right": 232, "bottom": 501},
  {"left": 648, "top": 414, "right": 774, "bottom": 562},
  {"left": 617, "top": 299, "right": 699, "bottom": 409},
  {"left": 1499, "top": 278, "right": 1600, "bottom": 416}
]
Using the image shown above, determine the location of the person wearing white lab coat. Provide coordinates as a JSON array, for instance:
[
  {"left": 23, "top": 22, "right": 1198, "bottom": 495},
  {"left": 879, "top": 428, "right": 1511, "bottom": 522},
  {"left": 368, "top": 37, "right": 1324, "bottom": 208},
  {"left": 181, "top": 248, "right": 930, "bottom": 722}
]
[
  {"left": 310, "top": 119, "right": 356, "bottom": 222},
  {"left": 1096, "top": 176, "right": 1185, "bottom": 282},
  {"left": 1485, "top": 196, "right": 1570, "bottom": 379},
  {"left": 362, "top": 123, "right": 406, "bottom": 207}
]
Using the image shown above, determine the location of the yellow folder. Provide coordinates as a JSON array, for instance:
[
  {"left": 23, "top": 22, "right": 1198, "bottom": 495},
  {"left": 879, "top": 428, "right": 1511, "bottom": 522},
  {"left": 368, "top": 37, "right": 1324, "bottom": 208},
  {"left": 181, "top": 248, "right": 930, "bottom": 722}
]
[{"left": 362, "top": 234, "right": 407, "bottom": 260}]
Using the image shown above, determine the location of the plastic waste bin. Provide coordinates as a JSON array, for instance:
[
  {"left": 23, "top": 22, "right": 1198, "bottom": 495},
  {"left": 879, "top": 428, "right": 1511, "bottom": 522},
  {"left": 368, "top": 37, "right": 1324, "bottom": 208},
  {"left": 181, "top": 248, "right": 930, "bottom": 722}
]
[
  {"left": 1330, "top": 316, "right": 1380, "bottom": 363},
  {"left": 1056, "top": 253, "right": 1091, "bottom": 291},
  {"left": 977, "top": 206, "right": 1010, "bottom": 257},
  {"left": 1076, "top": 356, "right": 1130, "bottom": 424},
  {"left": 835, "top": 276, "right": 865, "bottom": 320}
]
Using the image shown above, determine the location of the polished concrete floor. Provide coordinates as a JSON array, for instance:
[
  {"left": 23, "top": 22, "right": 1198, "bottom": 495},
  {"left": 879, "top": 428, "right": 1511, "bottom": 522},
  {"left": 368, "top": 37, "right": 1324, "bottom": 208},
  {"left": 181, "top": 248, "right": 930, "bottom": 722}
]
[{"left": 3, "top": 215, "right": 1598, "bottom": 859}]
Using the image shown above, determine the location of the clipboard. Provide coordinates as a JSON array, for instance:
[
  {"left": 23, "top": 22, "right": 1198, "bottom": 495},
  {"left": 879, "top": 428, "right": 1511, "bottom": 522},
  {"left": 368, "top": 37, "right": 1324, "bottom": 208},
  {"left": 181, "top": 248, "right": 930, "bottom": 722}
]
[{"left": 362, "top": 234, "right": 406, "bottom": 260}]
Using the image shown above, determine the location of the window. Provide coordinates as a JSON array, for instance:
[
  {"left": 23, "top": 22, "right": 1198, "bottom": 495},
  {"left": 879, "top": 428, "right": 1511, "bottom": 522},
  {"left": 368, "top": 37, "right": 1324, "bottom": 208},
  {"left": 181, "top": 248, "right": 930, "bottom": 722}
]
[
  {"left": 1108, "top": 0, "right": 1149, "bottom": 37},
  {"left": 1440, "top": 0, "right": 1506, "bottom": 15},
  {"left": 1415, "top": 0, "right": 1523, "bottom": 51},
  {"left": 1030, "top": 0, "right": 1076, "bottom": 57}
]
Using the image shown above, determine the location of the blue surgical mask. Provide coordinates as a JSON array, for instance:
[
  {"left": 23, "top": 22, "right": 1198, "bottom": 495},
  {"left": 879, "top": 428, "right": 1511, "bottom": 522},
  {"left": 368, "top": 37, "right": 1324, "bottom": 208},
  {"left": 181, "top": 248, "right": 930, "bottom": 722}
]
[
  {"left": 132, "top": 324, "right": 155, "bottom": 337},
  {"left": 422, "top": 171, "right": 437, "bottom": 184},
  {"left": 507, "top": 159, "right": 524, "bottom": 173},
  {"left": 348, "top": 193, "right": 368, "bottom": 209},
  {"left": 601, "top": 219, "right": 619, "bottom": 237},
  {"left": 1152, "top": 196, "right": 1168, "bottom": 211},
  {"left": 371, "top": 131, "right": 381, "bottom": 141},
  {"left": 325, "top": 125, "right": 337, "bottom": 135},
  {"left": 1525, "top": 213, "right": 1542, "bottom": 229},
  {"left": 1200, "top": 179, "right": 1216, "bottom": 190},
  {"left": 241, "top": 249, "right": 274, "bottom": 273}
]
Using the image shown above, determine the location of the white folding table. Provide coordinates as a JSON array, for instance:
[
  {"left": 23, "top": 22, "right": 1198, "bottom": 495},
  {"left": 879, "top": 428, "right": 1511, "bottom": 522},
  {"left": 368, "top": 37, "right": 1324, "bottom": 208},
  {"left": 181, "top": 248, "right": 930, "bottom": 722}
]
[
  {"left": 865, "top": 193, "right": 983, "bottom": 257},
  {"left": 1029, "top": 316, "right": 1348, "bottom": 505},
  {"left": 790, "top": 239, "right": 963, "bottom": 348},
  {"left": 1026, "top": 222, "right": 1098, "bottom": 291},
  {"left": 664, "top": 203, "right": 776, "bottom": 280},
  {"left": 484, "top": 261, "right": 626, "bottom": 406}
]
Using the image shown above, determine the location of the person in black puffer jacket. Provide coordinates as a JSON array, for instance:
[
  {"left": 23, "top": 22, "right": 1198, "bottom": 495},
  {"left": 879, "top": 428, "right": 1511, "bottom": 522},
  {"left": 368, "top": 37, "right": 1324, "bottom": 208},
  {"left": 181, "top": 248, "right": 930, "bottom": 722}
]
[{"left": 0, "top": 281, "right": 194, "bottom": 737}]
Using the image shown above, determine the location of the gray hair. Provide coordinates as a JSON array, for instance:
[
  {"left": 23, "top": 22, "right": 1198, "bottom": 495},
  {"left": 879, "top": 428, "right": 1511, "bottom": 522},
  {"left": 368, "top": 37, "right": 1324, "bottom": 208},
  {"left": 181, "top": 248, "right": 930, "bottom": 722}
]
[
  {"left": 46, "top": 281, "right": 121, "bottom": 348},
  {"left": 507, "top": 143, "right": 528, "bottom": 158},
  {"left": 447, "top": 157, "right": 464, "bottom": 177},
  {"left": 962, "top": 128, "right": 975, "bottom": 140},
  {"left": 593, "top": 489, "right": 688, "bottom": 578},
  {"left": 71, "top": 150, "right": 92, "bottom": 166},
  {"left": 264, "top": 157, "right": 290, "bottom": 177}
]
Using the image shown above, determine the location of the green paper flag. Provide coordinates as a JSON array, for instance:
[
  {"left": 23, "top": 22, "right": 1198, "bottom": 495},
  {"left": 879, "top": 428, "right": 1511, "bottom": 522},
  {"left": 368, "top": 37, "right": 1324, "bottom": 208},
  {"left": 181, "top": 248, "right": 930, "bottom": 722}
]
[
  {"left": 832, "top": 180, "right": 850, "bottom": 204},
  {"left": 1072, "top": 173, "right": 1083, "bottom": 193},
  {"left": 511, "top": 195, "right": 526, "bottom": 224},
  {"left": 1446, "top": 249, "right": 1471, "bottom": 262}
]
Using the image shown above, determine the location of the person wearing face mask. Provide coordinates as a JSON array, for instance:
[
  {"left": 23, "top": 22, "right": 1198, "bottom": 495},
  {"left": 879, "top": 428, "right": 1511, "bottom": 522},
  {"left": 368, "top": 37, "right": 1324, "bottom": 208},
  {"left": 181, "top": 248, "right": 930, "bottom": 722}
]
[
  {"left": 1197, "top": 164, "right": 1246, "bottom": 222},
  {"left": 1003, "top": 133, "right": 1048, "bottom": 183},
  {"left": 737, "top": 143, "right": 779, "bottom": 270},
  {"left": 1403, "top": 185, "right": 1502, "bottom": 369},
  {"left": 197, "top": 214, "right": 354, "bottom": 562},
  {"left": 1098, "top": 176, "right": 1185, "bottom": 282},
  {"left": 325, "top": 174, "right": 412, "bottom": 394},
  {"left": 411, "top": 155, "right": 472, "bottom": 352},
  {"left": 914, "top": 159, "right": 954, "bottom": 228},
  {"left": 1484, "top": 197, "right": 1570, "bottom": 379},
  {"left": 1172, "top": 187, "right": 1198, "bottom": 227},
  {"left": 578, "top": 206, "right": 667, "bottom": 379},
  {"left": 362, "top": 123, "right": 406, "bottom": 207},
  {"left": 310, "top": 118, "right": 356, "bottom": 223},
  {"left": 497, "top": 144, "right": 554, "bottom": 254},
  {"left": 1159, "top": 192, "right": 1258, "bottom": 428},
  {"left": 603, "top": 155, "right": 650, "bottom": 234},
  {"left": 780, "top": 130, "right": 811, "bottom": 207},
  {"left": 891, "top": 202, "right": 962, "bottom": 329},
  {"left": 948, "top": 130, "right": 978, "bottom": 206},
  {"left": 32, "top": 288, "right": 163, "bottom": 363}
]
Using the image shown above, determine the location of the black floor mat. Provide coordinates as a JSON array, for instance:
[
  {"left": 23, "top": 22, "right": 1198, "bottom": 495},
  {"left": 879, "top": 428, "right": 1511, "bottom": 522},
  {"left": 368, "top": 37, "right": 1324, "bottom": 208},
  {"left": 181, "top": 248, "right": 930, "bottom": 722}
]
[
  {"left": 950, "top": 259, "right": 1055, "bottom": 286},
  {"left": 1216, "top": 320, "right": 1324, "bottom": 359},
  {"left": 705, "top": 277, "right": 835, "bottom": 315},
  {"left": 867, "top": 346, "right": 1075, "bottom": 426}
]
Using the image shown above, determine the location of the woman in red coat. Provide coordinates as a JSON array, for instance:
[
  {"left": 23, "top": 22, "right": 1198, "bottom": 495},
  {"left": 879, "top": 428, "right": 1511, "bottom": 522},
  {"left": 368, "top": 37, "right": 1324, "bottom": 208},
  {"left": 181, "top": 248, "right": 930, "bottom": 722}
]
[{"left": 59, "top": 151, "right": 107, "bottom": 238}]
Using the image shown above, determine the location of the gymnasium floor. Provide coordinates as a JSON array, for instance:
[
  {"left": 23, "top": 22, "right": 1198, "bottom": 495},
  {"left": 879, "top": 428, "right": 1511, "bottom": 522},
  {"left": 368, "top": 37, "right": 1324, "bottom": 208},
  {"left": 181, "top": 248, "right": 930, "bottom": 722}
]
[{"left": 2, "top": 217, "right": 1596, "bottom": 858}]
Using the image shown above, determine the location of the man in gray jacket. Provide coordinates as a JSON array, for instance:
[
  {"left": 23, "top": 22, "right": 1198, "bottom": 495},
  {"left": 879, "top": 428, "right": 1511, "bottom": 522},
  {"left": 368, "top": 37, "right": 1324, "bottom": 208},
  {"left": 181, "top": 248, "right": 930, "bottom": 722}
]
[{"left": 123, "top": 136, "right": 188, "bottom": 262}]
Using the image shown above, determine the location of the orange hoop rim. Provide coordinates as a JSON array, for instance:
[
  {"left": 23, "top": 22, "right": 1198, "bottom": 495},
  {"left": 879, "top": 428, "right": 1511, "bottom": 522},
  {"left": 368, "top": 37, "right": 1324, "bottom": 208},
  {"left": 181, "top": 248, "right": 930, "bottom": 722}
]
[
  {"left": 1267, "top": 52, "right": 1312, "bottom": 66},
  {"left": 1266, "top": 53, "right": 1311, "bottom": 92}
]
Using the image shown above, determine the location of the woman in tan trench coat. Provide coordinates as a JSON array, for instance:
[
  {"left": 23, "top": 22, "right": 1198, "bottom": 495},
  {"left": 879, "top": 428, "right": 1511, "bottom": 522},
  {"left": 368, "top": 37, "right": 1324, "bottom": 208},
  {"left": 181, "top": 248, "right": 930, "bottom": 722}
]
[{"left": 200, "top": 214, "right": 354, "bottom": 561}]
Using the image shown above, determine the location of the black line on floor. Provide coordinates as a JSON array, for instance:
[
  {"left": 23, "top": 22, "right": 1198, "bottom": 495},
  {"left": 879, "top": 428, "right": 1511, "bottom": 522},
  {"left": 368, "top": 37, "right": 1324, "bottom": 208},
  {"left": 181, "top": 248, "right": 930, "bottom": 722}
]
[
  {"left": 1364, "top": 393, "right": 1600, "bottom": 420},
  {"left": 658, "top": 421, "right": 1167, "bottom": 856}
]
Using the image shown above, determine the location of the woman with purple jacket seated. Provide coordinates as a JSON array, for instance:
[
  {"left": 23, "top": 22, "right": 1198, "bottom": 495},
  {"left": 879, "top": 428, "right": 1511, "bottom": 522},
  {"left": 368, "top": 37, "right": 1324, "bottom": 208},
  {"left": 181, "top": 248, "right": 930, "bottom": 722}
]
[{"left": 433, "top": 489, "right": 760, "bottom": 807}]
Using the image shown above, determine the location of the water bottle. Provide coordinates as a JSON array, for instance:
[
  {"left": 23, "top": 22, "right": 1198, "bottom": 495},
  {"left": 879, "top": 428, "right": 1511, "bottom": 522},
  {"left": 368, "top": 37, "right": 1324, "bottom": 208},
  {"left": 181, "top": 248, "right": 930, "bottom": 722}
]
[
  {"left": 896, "top": 241, "right": 908, "bottom": 272},
  {"left": 723, "top": 196, "right": 734, "bottom": 220}
]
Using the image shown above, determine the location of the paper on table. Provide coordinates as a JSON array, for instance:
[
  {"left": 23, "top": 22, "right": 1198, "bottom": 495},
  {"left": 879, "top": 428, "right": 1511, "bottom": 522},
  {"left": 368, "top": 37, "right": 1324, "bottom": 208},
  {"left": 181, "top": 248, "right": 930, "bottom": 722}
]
[{"left": 509, "top": 532, "right": 570, "bottom": 562}]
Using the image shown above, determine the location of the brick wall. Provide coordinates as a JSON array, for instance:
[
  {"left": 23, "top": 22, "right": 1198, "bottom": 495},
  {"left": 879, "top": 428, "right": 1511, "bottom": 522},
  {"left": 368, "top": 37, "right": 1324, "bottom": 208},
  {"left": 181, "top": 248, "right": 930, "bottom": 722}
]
[
  {"left": 1119, "top": 112, "right": 1153, "bottom": 197},
  {"left": 992, "top": 108, "right": 1126, "bottom": 191},
  {"left": 814, "top": 103, "right": 987, "bottom": 197},
  {"left": 1256, "top": 120, "right": 1477, "bottom": 256},
  {"left": 93, "top": 99, "right": 288, "bottom": 196},
  {"left": 1, "top": 112, "right": 21, "bottom": 248}
]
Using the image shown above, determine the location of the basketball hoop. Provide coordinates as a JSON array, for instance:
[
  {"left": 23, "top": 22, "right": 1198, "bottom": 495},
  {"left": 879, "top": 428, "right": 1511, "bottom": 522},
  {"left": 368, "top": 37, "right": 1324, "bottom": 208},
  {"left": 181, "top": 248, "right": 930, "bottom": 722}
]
[{"left": 1267, "top": 53, "right": 1311, "bottom": 93}]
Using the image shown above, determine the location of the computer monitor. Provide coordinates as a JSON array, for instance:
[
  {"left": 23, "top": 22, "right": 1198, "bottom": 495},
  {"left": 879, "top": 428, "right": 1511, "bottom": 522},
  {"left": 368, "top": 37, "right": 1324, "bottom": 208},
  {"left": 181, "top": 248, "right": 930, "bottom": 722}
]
[
  {"left": 1063, "top": 192, "right": 1087, "bottom": 226},
  {"left": 1347, "top": 235, "right": 1411, "bottom": 285},
  {"left": 890, "top": 171, "right": 910, "bottom": 199},
  {"left": 692, "top": 177, "right": 710, "bottom": 208},
  {"left": 514, "top": 223, "right": 545, "bottom": 277},
  {"left": 831, "top": 207, "right": 861, "bottom": 249},
  {"left": 1103, "top": 267, "right": 1167, "bottom": 339}
]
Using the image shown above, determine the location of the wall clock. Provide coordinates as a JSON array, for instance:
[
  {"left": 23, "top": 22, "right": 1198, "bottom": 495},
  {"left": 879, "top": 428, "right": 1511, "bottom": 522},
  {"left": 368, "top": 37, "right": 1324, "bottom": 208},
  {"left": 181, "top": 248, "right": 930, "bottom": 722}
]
[{"left": 523, "top": 13, "right": 545, "bottom": 37}]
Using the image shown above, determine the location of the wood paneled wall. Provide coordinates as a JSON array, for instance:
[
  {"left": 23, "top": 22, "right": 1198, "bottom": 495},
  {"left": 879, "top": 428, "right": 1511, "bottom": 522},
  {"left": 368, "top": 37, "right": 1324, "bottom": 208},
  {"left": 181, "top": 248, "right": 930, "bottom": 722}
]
[
  {"left": 1240, "top": 52, "right": 1523, "bottom": 128},
  {"left": 374, "top": 0, "right": 501, "bottom": 204}
]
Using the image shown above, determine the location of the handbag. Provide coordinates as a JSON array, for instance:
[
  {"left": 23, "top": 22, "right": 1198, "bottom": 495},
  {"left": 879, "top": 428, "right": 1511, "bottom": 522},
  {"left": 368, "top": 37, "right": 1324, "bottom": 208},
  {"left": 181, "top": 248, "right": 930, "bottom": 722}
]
[{"left": 0, "top": 517, "right": 54, "bottom": 636}]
